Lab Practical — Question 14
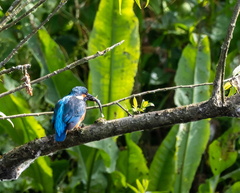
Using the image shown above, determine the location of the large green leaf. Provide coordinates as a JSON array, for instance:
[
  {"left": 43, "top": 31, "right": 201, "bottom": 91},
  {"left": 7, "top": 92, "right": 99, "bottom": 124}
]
[
  {"left": 208, "top": 119, "right": 240, "bottom": 176},
  {"left": 68, "top": 145, "right": 109, "bottom": 192},
  {"left": 116, "top": 133, "right": 149, "bottom": 185},
  {"left": 0, "top": 76, "right": 45, "bottom": 143},
  {"left": 198, "top": 175, "right": 219, "bottom": 193},
  {"left": 148, "top": 125, "right": 178, "bottom": 191},
  {"left": 0, "top": 77, "right": 53, "bottom": 192},
  {"left": 225, "top": 181, "right": 240, "bottom": 193},
  {"left": 88, "top": 0, "right": 140, "bottom": 119},
  {"left": 26, "top": 26, "right": 82, "bottom": 105},
  {"left": 85, "top": 138, "right": 119, "bottom": 173},
  {"left": 173, "top": 35, "right": 211, "bottom": 193}
]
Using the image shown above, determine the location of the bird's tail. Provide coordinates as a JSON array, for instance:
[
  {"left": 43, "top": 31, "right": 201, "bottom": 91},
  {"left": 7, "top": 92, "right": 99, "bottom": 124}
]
[{"left": 55, "top": 132, "right": 66, "bottom": 142}]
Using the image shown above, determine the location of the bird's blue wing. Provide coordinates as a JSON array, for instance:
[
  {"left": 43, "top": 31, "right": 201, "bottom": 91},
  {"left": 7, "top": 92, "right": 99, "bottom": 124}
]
[
  {"left": 62, "top": 96, "right": 86, "bottom": 130},
  {"left": 53, "top": 96, "right": 86, "bottom": 142},
  {"left": 53, "top": 97, "right": 69, "bottom": 142}
]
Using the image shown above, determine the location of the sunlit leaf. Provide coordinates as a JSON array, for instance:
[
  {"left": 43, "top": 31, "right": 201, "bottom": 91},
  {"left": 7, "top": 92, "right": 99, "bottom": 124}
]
[
  {"left": 88, "top": 0, "right": 140, "bottom": 120},
  {"left": 128, "top": 183, "right": 139, "bottom": 193},
  {"left": 117, "top": 133, "right": 149, "bottom": 185},
  {"left": 224, "top": 82, "right": 232, "bottom": 90},
  {"left": 85, "top": 138, "right": 119, "bottom": 173},
  {"left": 133, "top": 97, "right": 138, "bottom": 109},
  {"left": 135, "top": 0, "right": 141, "bottom": 9},
  {"left": 144, "top": 0, "right": 150, "bottom": 8},
  {"left": 148, "top": 126, "right": 178, "bottom": 191},
  {"left": 0, "top": 77, "right": 53, "bottom": 192},
  {"left": 24, "top": 22, "right": 82, "bottom": 105},
  {"left": 173, "top": 35, "right": 211, "bottom": 193},
  {"left": 118, "top": 0, "right": 122, "bottom": 14}
]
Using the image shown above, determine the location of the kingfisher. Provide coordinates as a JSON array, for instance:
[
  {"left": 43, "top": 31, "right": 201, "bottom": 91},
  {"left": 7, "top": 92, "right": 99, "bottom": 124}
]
[{"left": 52, "top": 86, "right": 103, "bottom": 142}]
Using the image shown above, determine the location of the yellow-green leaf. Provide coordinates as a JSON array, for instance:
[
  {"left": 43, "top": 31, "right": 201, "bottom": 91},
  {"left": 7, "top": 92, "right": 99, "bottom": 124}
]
[
  {"left": 133, "top": 97, "right": 138, "bottom": 108},
  {"left": 88, "top": 0, "right": 140, "bottom": 120}
]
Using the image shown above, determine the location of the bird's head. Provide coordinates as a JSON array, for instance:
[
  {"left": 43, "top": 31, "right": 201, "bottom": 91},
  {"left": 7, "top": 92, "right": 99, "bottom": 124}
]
[
  {"left": 70, "top": 86, "right": 104, "bottom": 117},
  {"left": 70, "top": 86, "right": 88, "bottom": 96}
]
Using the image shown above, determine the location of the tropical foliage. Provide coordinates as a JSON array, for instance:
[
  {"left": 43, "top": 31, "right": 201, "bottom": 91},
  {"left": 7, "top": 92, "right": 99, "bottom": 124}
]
[{"left": 0, "top": 0, "right": 240, "bottom": 192}]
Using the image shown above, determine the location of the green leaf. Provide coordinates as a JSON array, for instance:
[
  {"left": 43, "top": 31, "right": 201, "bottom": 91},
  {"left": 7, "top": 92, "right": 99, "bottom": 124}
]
[
  {"left": 85, "top": 138, "right": 119, "bottom": 173},
  {"left": 0, "top": 76, "right": 45, "bottom": 143},
  {"left": 117, "top": 133, "right": 149, "bottom": 185},
  {"left": 25, "top": 24, "right": 82, "bottom": 104},
  {"left": 141, "top": 100, "right": 154, "bottom": 109},
  {"left": 225, "top": 182, "right": 240, "bottom": 193},
  {"left": 208, "top": 120, "right": 240, "bottom": 176},
  {"left": 221, "top": 168, "right": 240, "bottom": 182},
  {"left": 135, "top": 0, "right": 141, "bottom": 9},
  {"left": 118, "top": 0, "right": 122, "bottom": 14},
  {"left": 68, "top": 145, "right": 107, "bottom": 192},
  {"left": 88, "top": 0, "right": 140, "bottom": 120},
  {"left": 24, "top": 157, "right": 53, "bottom": 193},
  {"left": 198, "top": 175, "right": 219, "bottom": 193},
  {"left": 128, "top": 183, "right": 139, "bottom": 193},
  {"left": 173, "top": 35, "right": 211, "bottom": 193},
  {"left": 68, "top": 139, "right": 118, "bottom": 192},
  {"left": 111, "top": 170, "right": 127, "bottom": 189},
  {"left": 148, "top": 125, "right": 178, "bottom": 191},
  {"left": 133, "top": 97, "right": 138, "bottom": 109},
  {"left": 145, "top": 0, "right": 150, "bottom": 8},
  {"left": 0, "top": 78, "right": 53, "bottom": 192},
  {"left": 209, "top": 141, "right": 237, "bottom": 176},
  {"left": 136, "top": 179, "right": 145, "bottom": 193}
]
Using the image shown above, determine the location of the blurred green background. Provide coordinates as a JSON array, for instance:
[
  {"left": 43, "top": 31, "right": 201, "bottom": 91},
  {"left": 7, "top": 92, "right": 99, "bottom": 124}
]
[{"left": 0, "top": 0, "right": 240, "bottom": 192}]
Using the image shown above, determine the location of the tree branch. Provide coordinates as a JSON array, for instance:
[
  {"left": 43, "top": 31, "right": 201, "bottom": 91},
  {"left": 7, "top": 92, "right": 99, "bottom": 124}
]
[
  {"left": 0, "top": 0, "right": 68, "bottom": 68},
  {"left": 0, "top": 0, "right": 46, "bottom": 32},
  {"left": 1, "top": 74, "right": 239, "bottom": 120},
  {"left": 0, "top": 40, "right": 124, "bottom": 98},
  {"left": 211, "top": 0, "right": 240, "bottom": 106},
  {"left": 0, "top": 64, "right": 31, "bottom": 76},
  {"left": 1, "top": 94, "right": 240, "bottom": 181},
  {"left": 0, "top": 0, "right": 22, "bottom": 28},
  {"left": 0, "top": 81, "right": 214, "bottom": 120}
]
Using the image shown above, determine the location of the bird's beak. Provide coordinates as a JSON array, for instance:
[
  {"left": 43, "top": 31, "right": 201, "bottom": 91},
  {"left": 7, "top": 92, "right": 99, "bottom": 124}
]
[{"left": 86, "top": 93, "right": 104, "bottom": 117}]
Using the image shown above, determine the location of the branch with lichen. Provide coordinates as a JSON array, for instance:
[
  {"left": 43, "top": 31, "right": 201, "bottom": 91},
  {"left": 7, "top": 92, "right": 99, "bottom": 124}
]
[
  {"left": 0, "top": 0, "right": 46, "bottom": 32},
  {"left": 0, "top": 75, "right": 239, "bottom": 120},
  {"left": 1, "top": 94, "right": 240, "bottom": 180},
  {"left": 0, "top": 0, "right": 68, "bottom": 68},
  {"left": 211, "top": 0, "right": 240, "bottom": 106},
  {"left": 0, "top": 40, "right": 124, "bottom": 98}
]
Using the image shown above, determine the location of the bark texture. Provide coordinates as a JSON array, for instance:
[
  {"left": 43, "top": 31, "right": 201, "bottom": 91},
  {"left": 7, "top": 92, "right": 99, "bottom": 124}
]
[{"left": 1, "top": 95, "right": 240, "bottom": 180}]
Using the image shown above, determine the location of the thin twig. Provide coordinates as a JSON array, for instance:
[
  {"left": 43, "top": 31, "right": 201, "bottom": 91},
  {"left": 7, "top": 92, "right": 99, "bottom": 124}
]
[
  {"left": 0, "top": 81, "right": 215, "bottom": 120},
  {"left": 0, "top": 64, "right": 31, "bottom": 75},
  {"left": 116, "top": 102, "right": 132, "bottom": 116},
  {"left": 0, "top": 74, "right": 239, "bottom": 120},
  {"left": 0, "top": 0, "right": 46, "bottom": 32},
  {"left": 0, "top": 0, "right": 68, "bottom": 68},
  {"left": 0, "top": 0, "right": 22, "bottom": 28},
  {"left": 211, "top": 0, "right": 240, "bottom": 106},
  {"left": 0, "top": 112, "right": 53, "bottom": 120},
  {"left": 0, "top": 0, "right": 36, "bottom": 29},
  {"left": 0, "top": 40, "right": 125, "bottom": 98}
]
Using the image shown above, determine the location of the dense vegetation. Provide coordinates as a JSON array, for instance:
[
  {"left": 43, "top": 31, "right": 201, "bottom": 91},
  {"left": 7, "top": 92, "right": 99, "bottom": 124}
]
[{"left": 0, "top": 0, "right": 240, "bottom": 192}]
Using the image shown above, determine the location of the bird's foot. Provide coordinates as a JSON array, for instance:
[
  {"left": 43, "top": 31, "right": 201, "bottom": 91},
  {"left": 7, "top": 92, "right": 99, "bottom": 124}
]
[
  {"left": 76, "top": 123, "right": 85, "bottom": 129},
  {"left": 94, "top": 117, "right": 106, "bottom": 124}
]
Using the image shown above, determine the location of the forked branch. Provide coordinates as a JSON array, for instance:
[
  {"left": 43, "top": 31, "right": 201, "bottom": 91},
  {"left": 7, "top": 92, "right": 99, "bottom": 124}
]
[{"left": 211, "top": 0, "right": 240, "bottom": 106}]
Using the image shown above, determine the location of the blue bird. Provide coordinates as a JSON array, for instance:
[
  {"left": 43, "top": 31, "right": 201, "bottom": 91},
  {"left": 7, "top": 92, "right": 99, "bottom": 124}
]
[{"left": 52, "top": 86, "right": 103, "bottom": 142}]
